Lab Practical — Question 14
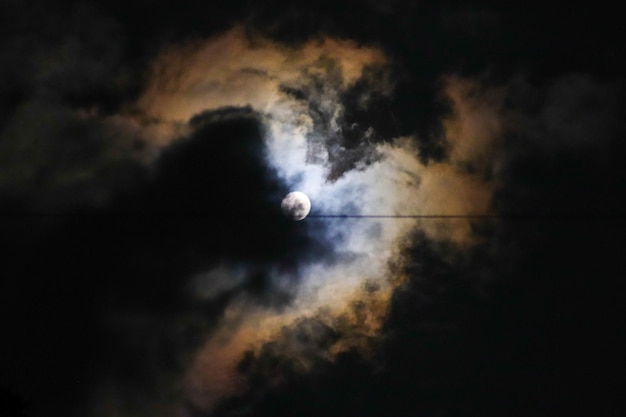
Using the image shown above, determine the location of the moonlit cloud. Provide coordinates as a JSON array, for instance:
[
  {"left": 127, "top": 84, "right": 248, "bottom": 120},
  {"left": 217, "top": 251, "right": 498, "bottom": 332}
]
[
  {"left": 107, "top": 25, "right": 504, "bottom": 412},
  {"left": 3, "top": 4, "right": 624, "bottom": 417}
]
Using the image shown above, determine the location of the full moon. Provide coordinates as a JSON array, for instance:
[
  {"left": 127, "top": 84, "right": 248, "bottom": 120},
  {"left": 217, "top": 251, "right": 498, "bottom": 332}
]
[{"left": 281, "top": 191, "right": 311, "bottom": 221}]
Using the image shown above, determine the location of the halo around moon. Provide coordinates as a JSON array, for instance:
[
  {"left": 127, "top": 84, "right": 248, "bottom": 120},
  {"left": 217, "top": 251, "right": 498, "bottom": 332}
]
[{"left": 281, "top": 191, "right": 311, "bottom": 221}]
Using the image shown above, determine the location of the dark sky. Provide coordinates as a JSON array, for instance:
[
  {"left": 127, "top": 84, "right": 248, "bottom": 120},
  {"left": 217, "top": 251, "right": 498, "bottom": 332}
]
[{"left": 1, "top": 1, "right": 625, "bottom": 417}]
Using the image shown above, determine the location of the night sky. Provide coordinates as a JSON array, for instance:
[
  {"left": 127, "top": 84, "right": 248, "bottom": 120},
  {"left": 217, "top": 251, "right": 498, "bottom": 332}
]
[{"left": 1, "top": 1, "right": 625, "bottom": 416}]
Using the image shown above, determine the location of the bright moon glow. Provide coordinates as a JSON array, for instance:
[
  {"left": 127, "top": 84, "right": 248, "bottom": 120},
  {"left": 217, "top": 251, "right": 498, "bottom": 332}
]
[{"left": 281, "top": 191, "right": 311, "bottom": 221}]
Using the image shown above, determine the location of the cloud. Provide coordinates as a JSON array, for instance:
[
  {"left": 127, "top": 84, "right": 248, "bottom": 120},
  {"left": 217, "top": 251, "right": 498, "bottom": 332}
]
[
  {"left": 0, "top": 3, "right": 142, "bottom": 212},
  {"left": 6, "top": 3, "right": 624, "bottom": 416},
  {"left": 106, "top": 26, "right": 502, "bottom": 415},
  {"left": 508, "top": 74, "right": 625, "bottom": 151},
  {"left": 1, "top": 18, "right": 507, "bottom": 414}
]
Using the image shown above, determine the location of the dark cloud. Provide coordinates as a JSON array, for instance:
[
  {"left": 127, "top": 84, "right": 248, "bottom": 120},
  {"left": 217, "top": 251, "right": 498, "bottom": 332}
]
[
  {"left": 507, "top": 74, "right": 626, "bottom": 152},
  {"left": 0, "top": 107, "right": 331, "bottom": 416},
  {"left": 113, "top": 107, "right": 329, "bottom": 269},
  {"left": 185, "top": 13, "right": 626, "bottom": 414},
  {"left": 0, "top": 2, "right": 131, "bottom": 111},
  {"left": 1, "top": 1, "right": 625, "bottom": 417},
  {"left": 0, "top": 102, "right": 143, "bottom": 212},
  {"left": 497, "top": 75, "right": 626, "bottom": 217},
  {"left": 280, "top": 62, "right": 391, "bottom": 181},
  {"left": 213, "top": 211, "right": 626, "bottom": 417},
  {"left": 248, "top": 1, "right": 625, "bottom": 161},
  {"left": 0, "top": 1, "right": 142, "bottom": 214}
]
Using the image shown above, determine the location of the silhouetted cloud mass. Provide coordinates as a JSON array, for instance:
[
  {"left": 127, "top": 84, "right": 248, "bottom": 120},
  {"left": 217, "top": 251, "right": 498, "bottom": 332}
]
[{"left": 1, "top": 2, "right": 625, "bottom": 417}]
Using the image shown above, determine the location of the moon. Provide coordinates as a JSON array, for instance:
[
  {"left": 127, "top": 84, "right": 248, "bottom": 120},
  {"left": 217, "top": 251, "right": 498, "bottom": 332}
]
[{"left": 281, "top": 191, "right": 311, "bottom": 221}]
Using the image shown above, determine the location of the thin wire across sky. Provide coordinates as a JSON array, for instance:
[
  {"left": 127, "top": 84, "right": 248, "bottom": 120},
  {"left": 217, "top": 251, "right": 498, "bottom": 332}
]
[{"left": 306, "top": 214, "right": 624, "bottom": 219}]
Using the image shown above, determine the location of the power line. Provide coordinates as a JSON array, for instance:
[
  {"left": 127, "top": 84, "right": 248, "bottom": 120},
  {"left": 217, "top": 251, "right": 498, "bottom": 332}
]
[
  {"left": 306, "top": 214, "right": 625, "bottom": 219},
  {"left": 308, "top": 214, "right": 498, "bottom": 218},
  {"left": 0, "top": 213, "right": 623, "bottom": 219}
]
